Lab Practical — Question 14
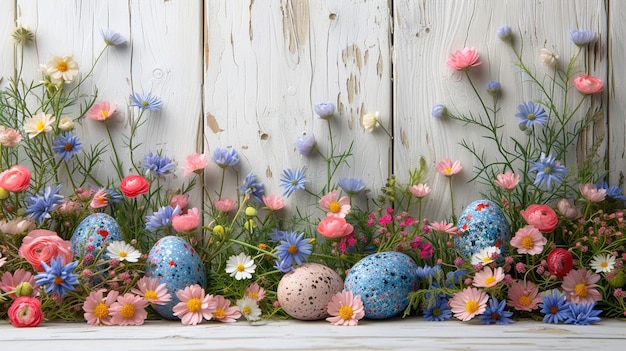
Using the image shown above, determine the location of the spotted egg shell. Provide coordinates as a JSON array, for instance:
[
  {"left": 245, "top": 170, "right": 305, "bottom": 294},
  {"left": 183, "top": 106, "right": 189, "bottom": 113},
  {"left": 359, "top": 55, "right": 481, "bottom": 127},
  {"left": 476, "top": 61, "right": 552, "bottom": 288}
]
[
  {"left": 344, "top": 251, "right": 418, "bottom": 319},
  {"left": 70, "top": 213, "right": 123, "bottom": 259},
  {"left": 455, "top": 199, "right": 510, "bottom": 257},
  {"left": 145, "top": 236, "right": 206, "bottom": 320},
  {"left": 277, "top": 263, "right": 344, "bottom": 320}
]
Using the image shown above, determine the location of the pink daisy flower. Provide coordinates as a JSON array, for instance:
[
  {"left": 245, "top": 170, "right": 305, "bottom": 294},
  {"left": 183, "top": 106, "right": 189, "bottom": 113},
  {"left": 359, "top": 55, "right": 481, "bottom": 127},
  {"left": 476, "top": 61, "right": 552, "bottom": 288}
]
[
  {"left": 326, "top": 290, "right": 365, "bottom": 326},
  {"left": 183, "top": 153, "right": 208, "bottom": 176},
  {"left": 82, "top": 289, "right": 119, "bottom": 326},
  {"left": 428, "top": 220, "right": 462, "bottom": 236},
  {"left": 109, "top": 293, "right": 149, "bottom": 326},
  {"left": 446, "top": 47, "right": 482, "bottom": 71},
  {"left": 408, "top": 183, "right": 431, "bottom": 198},
  {"left": 494, "top": 171, "right": 520, "bottom": 191},
  {"left": 245, "top": 282, "right": 266, "bottom": 302},
  {"left": 130, "top": 276, "right": 172, "bottom": 305},
  {"left": 449, "top": 287, "right": 488, "bottom": 321},
  {"left": 209, "top": 295, "right": 241, "bottom": 323},
  {"left": 319, "top": 190, "right": 351, "bottom": 218},
  {"left": 87, "top": 101, "right": 117, "bottom": 121},
  {"left": 472, "top": 266, "right": 504, "bottom": 288},
  {"left": 561, "top": 268, "right": 602, "bottom": 304},
  {"left": 172, "top": 284, "right": 214, "bottom": 325},
  {"left": 510, "top": 225, "right": 547, "bottom": 255},
  {"left": 0, "top": 269, "right": 37, "bottom": 299},
  {"left": 262, "top": 194, "right": 285, "bottom": 211},
  {"left": 214, "top": 198, "right": 236, "bottom": 213},
  {"left": 435, "top": 158, "right": 462, "bottom": 177},
  {"left": 506, "top": 280, "right": 541, "bottom": 312},
  {"left": 90, "top": 188, "right": 109, "bottom": 209}
]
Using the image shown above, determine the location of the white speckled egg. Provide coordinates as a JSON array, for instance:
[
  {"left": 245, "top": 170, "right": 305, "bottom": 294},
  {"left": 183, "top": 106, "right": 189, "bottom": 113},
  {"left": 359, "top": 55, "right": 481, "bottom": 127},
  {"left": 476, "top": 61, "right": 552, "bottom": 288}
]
[
  {"left": 71, "top": 213, "right": 123, "bottom": 259},
  {"left": 145, "top": 236, "right": 206, "bottom": 320},
  {"left": 455, "top": 199, "right": 510, "bottom": 257},
  {"left": 277, "top": 263, "right": 344, "bottom": 320}
]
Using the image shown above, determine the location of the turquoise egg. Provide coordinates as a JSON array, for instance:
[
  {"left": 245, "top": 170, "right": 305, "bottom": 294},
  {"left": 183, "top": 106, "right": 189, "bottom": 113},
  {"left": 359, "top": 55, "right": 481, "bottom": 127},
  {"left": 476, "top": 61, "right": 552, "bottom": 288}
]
[
  {"left": 70, "top": 213, "right": 123, "bottom": 259},
  {"left": 145, "top": 236, "right": 206, "bottom": 320},
  {"left": 455, "top": 199, "right": 510, "bottom": 257},
  {"left": 344, "top": 251, "right": 418, "bottom": 319}
]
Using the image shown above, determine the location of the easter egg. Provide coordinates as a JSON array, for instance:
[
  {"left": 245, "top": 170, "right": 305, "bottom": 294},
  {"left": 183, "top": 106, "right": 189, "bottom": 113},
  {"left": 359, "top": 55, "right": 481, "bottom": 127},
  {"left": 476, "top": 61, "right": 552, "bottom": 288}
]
[
  {"left": 70, "top": 213, "right": 123, "bottom": 258},
  {"left": 344, "top": 251, "right": 418, "bottom": 319},
  {"left": 277, "top": 263, "right": 344, "bottom": 320},
  {"left": 455, "top": 199, "right": 510, "bottom": 257},
  {"left": 145, "top": 236, "right": 206, "bottom": 320}
]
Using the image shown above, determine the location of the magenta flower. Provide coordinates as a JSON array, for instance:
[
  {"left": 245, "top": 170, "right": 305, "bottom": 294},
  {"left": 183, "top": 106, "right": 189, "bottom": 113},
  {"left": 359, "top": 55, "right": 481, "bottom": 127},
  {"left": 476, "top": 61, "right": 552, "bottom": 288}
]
[
  {"left": 562, "top": 268, "right": 602, "bottom": 304},
  {"left": 326, "top": 290, "right": 365, "bottom": 326},
  {"left": 510, "top": 225, "right": 547, "bottom": 255},
  {"left": 446, "top": 47, "right": 482, "bottom": 71}
]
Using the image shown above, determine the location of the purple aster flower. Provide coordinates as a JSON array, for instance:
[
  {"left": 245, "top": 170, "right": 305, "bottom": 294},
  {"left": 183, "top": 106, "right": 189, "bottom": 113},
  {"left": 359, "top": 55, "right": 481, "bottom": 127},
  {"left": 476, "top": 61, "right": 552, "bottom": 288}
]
[
  {"left": 562, "top": 302, "right": 602, "bottom": 325},
  {"left": 142, "top": 152, "right": 176, "bottom": 178},
  {"left": 295, "top": 134, "right": 316, "bottom": 156},
  {"left": 26, "top": 184, "right": 64, "bottom": 224},
  {"left": 423, "top": 295, "right": 452, "bottom": 322},
  {"left": 497, "top": 25, "right": 512, "bottom": 41},
  {"left": 314, "top": 102, "right": 335, "bottom": 119},
  {"left": 570, "top": 29, "right": 596, "bottom": 46},
  {"left": 337, "top": 178, "right": 366, "bottom": 195},
  {"left": 528, "top": 153, "right": 567, "bottom": 190},
  {"left": 431, "top": 104, "right": 447, "bottom": 118},
  {"left": 212, "top": 147, "right": 239, "bottom": 168},
  {"left": 130, "top": 92, "right": 162, "bottom": 111},
  {"left": 238, "top": 172, "right": 265, "bottom": 203},
  {"left": 145, "top": 205, "right": 181, "bottom": 231},
  {"left": 276, "top": 231, "right": 312, "bottom": 267},
  {"left": 480, "top": 296, "right": 514, "bottom": 325},
  {"left": 279, "top": 167, "right": 307, "bottom": 197},
  {"left": 35, "top": 256, "right": 79, "bottom": 297},
  {"left": 539, "top": 289, "right": 569, "bottom": 324},
  {"left": 515, "top": 101, "right": 548, "bottom": 130},
  {"left": 52, "top": 132, "right": 83, "bottom": 161}
]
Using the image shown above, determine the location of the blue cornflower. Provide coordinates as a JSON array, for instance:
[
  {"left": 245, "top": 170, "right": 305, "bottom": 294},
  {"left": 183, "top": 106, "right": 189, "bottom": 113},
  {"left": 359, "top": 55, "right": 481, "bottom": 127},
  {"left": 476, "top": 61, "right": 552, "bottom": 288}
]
[
  {"left": 273, "top": 258, "right": 295, "bottom": 273},
  {"left": 497, "top": 25, "right": 512, "bottom": 42},
  {"left": 142, "top": 152, "right": 176, "bottom": 178},
  {"left": 596, "top": 180, "right": 626, "bottom": 201},
  {"left": 276, "top": 231, "right": 312, "bottom": 267},
  {"left": 539, "top": 289, "right": 569, "bottom": 324},
  {"left": 279, "top": 167, "right": 307, "bottom": 197},
  {"left": 26, "top": 184, "right": 64, "bottom": 224},
  {"left": 431, "top": 104, "right": 447, "bottom": 118},
  {"left": 446, "top": 269, "right": 469, "bottom": 287},
  {"left": 145, "top": 205, "right": 182, "bottom": 231},
  {"left": 337, "top": 178, "right": 366, "bottom": 195},
  {"left": 480, "top": 296, "right": 514, "bottom": 325},
  {"left": 423, "top": 295, "right": 452, "bottom": 322},
  {"left": 105, "top": 188, "right": 123, "bottom": 204},
  {"left": 212, "top": 147, "right": 239, "bottom": 168},
  {"left": 35, "top": 256, "right": 79, "bottom": 297},
  {"left": 515, "top": 101, "right": 548, "bottom": 130},
  {"left": 130, "top": 92, "right": 163, "bottom": 111},
  {"left": 52, "top": 132, "right": 83, "bottom": 161},
  {"left": 100, "top": 27, "right": 127, "bottom": 46},
  {"left": 486, "top": 81, "right": 501, "bottom": 97},
  {"left": 295, "top": 134, "right": 316, "bottom": 156},
  {"left": 528, "top": 153, "right": 568, "bottom": 190},
  {"left": 269, "top": 229, "right": 288, "bottom": 243},
  {"left": 238, "top": 172, "right": 265, "bottom": 203},
  {"left": 562, "top": 302, "right": 602, "bottom": 325},
  {"left": 314, "top": 102, "right": 335, "bottom": 119},
  {"left": 570, "top": 29, "right": 596, "bottom": 46},
  {"left": 416, "top": 265, "right": 441, "bottom": 281}
]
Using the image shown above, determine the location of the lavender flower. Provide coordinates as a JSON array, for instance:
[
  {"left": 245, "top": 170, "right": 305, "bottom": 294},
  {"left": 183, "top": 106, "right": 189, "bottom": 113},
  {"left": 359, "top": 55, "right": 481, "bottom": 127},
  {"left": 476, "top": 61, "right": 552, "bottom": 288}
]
[
  {"left": 314, "top": 102, "right": 335, "bottom": 119},
  {"left": 26, "top": 185, "right": 64, "bottom": 224},
  {"left": 212, "top": 147, "right": 239, "bottom": 168},
  {"left": 145, "top": 205, "right": 181, "bottom": 231},
  {"left": 279, "top": 167, "right": 307, "bottom": 197},
  {"left": 515, "top": 101, "right": 548, "bottom": 130},
  {"left": 528, "top": 153, "right": 567, "bottom": 191},
  {"left": 52, "top": 132, "right": 83, "bottom": 161},
  {"left": 130, "top": 92, "right": 163, "bottom": 111},
  {"left": 337, "top": 178, "right": 366, "bottom": 195},
  {"left": 431, "top": 104, "right": 447, "bottom": 118},
  {"left": 486, "top": 81, "right": 501, "bottom": 97},
  {"left": 35, "top": 257, "right": 79, "bottom": 297},
  {"left": 142, "top": 152, "right": 176, "bottom": 177},
  {"left": 295, "top": 134, "right": 316, "bottom": 156},
  {"left": 100, "top": 27, "right": 127, "bottom": 46},
  {"left": 570, "top": 29, "right": 596, "bottom": 46},
  {"left": 479, "top": 296, "right": 514, "bottom": 325},
  {"left": 238, "top": 172, "right": 265, "bottom": 203},
  {"left": 497, "top": 25, "right": 512, "bottom": 42}
]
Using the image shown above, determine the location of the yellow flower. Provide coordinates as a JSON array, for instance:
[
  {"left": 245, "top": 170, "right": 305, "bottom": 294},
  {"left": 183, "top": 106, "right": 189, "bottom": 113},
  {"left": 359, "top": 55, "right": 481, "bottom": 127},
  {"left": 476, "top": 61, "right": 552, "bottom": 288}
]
[{"left": 23, "top": 112, "right": 55, "bottom": 138}]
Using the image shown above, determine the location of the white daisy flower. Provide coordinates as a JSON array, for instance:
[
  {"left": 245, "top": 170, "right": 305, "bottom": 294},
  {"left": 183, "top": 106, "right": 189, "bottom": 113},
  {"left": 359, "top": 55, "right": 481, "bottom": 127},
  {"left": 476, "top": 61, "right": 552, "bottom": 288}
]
[
  {"left": 225, "top": 253, "right": 256, "bottom": 280},
  {"left": 0, "top": 251, "right": 6, "bottom": 268},
  {"left": 470, "top": 246, "right": 500, "bottom": 266},
  {"left": 589, "top": 253, "right": 616, "bottom": 273},
  {"left": 23, "top": 112, "right": 55, "bottom": 139},
  {"left": 106, "top": 240, "right": 141, "bottom": 262},
  {"left": 236, "top": 297, "right": 262, "bottom": 321}
]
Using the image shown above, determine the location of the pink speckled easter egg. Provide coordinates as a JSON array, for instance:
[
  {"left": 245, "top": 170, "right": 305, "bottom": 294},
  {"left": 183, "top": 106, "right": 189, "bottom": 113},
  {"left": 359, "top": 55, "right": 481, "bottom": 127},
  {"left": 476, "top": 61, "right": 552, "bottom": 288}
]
[{"left": 277, "top": 263, "right": 344, "bottom": 320}]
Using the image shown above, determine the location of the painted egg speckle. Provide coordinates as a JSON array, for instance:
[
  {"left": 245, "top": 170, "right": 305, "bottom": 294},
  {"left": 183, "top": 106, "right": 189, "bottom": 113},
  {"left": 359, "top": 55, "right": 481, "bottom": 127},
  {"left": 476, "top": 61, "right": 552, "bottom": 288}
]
[
  {"left": 71, "top": 213, "right": 123, "bottom": 259},
  {"left": 145, "top": 236, "right": 206, "bottom": 320},
  {"left": 455, "top": 199, "right": 510, "bottom": 257},
  {"left": 277, "top": 263, "right": 344, "bottom": 320},
  {"left": 344, "top": 251, "right": 418, "bottom": 319}
]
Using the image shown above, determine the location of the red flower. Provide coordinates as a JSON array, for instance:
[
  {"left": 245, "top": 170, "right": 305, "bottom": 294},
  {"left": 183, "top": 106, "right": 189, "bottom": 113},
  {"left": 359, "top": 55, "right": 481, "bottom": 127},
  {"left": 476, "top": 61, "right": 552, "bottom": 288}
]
[
  {"left": 119, "top": 175, "right": 149, "bottom": 198},
  {"left": 8, "top": 296, "right": 43, "bottom": 327},
  {"left": 547, "top": 248, "right": 573, "bottom": 278}
]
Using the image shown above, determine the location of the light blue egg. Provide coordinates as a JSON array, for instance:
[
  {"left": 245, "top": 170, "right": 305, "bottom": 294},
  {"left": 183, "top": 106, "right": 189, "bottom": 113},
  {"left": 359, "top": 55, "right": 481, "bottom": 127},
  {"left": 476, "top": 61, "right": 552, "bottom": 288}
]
[
  {"left": 145, "top": 236, "right": 206, "bottom": 320},
  {"left": 455, "top": 199, "right": 510, "bottom": 257},
  {"left": 344, "top": 251, "right": 418, "bottom": 319},
  {"left": 70, "top": 213, "right": 123, "bottom": 259}
]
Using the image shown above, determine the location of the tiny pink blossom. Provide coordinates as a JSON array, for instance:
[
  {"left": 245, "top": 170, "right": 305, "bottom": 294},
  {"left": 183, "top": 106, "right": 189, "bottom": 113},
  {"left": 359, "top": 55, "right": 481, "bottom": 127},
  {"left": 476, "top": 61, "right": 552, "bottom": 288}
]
[
  {"left": 435, "top": 158, "right": 462, "bottom": 177},
  {"left": 263, "top": 194, "right": 285, "bottom": 211},
  {"left": 494, "top": 171, "right": 520, "bottom": 191},
  {"left": 409, "top": 183, "right": 431, "bottom": 198},
  {"left": 208, "top": 295, "right": 241, "bottom": 323},
  {"left": 319, "top": 190, "right": 351, "bottom": 218},
  {"left": 579, "top": 183, "right": 606, "bottom": 202},
  {"left": 326, "top": 290, "right": 365, "bottom": 326},
  {"left": 446, "top": 47, "right": 482, "bottom": 71},
  {"left": 173, "top": 284, "right": 214, "bottom": 325},
  {"left": 109, "top": 293, "right": 148, "bottom": 326},
  {"left": 214, "top": 198, "right": 236, "bottom": 213},
  {"left": 183, "top": 153, "right": 208, "bottom": 176},
  {"left": 87, "top": 101, "right": 117, "bottom": 121},
  {"left": 510, "top": 225, "right": 547, "bottom": 255},
  {"left": 130, "top": 276, "right": 172, "bottom": 305}
]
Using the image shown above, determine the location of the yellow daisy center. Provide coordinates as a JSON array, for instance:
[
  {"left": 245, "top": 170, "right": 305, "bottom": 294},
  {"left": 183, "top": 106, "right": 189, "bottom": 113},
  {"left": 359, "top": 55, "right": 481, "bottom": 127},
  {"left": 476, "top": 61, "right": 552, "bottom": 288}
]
[
  {"left": 214, "top": 308, "right": 225, "bottom": 318},
  {"left": 288, "top": 245, "right": 298, "bottom": 254},
  {"left": 94, "top": 302, "right": 109, "bottom": 319},
  {"left": 574, "top": 283, "right": 588, "bottom": 297},
  {"left": 36, "top": 121, "right": 46, "bottom": 131},
  {"left": 329, "top": 201, "right": 342, "bottom": 213},
  {"left": 144, "top": 290, "right": 158, "bottom": 301},
  {"left": 242, "top": 306, "right": 251, "bottom": 315},
  {"left": 339, "top": 305, "right": 354, "bottom": 320},
  {"left": 247, "top": 292, "right": 258, "bottom": 300},
  {"left": 118, "top": 251, "right": 127, "bottom": 258},
  {"left": 465, "top": 299, "right": 479, "bottom": 314},
  {"left": 600, "top": 261, "right": 608, "bottom": 268},
  {"left": 187, "top": 298, "right": 201, "bottom": 313},
  {"left": 484, "top": 276, "right": 496, "bottom": 286},
  {"left": 57, "top": 61, "right": 68, "bottom": 72},
  {"left": 120, "top": 303, "right": 135, "bottom": 318},
  {"left": 527, "top": 113, "right": 535, "bottom": 121},
  {"left": 518, "top": 295, "right": 532, "bottom": 307},
  {"left": 141, "top": 101, "right": 149, "bottom": 107},
  {"left": 521, "top": 237, "right": 535, "bottom": 250},
  {"left": 101, "top": 110, "right": 109, "bottom": 118},
  {"left": 482, "top": 256, "right": 491, "bottom": 263},
  {"left": 237, "top": 263, "right": 246, "bottom": 272},
  {"left": 445, "top": 167, "right": 453, "bottom": 175}
]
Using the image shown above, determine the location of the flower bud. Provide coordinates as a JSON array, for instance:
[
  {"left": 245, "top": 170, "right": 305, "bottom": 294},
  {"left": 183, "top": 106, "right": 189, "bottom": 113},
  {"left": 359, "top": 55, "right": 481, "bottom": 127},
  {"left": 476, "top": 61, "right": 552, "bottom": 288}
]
[
  {"left": 609, "top": 270, "right": 626, "bottom": 288},
  {"left": 431, "top": 104, "right": 447, "bottom": 118},
  {"left": 496, "top": 25, "right": 512, "bottom": 42},
  {"left": 0, "top": 187, "right": 9, "bottom": 200},
  {"left": 314, "top": 102, "right": 335, "bottom": 120},
  {"left": 245, "top": 206, "right": 257, "bottom": 217},
  {"left": 486, "top": 81, "right": 501, "bottom": 97},
  {"left": 15, "top": 282, "right": 34, "bottom": 297},
  {"left": 58, "top": 116, "right": 75, "bottom": 131}
]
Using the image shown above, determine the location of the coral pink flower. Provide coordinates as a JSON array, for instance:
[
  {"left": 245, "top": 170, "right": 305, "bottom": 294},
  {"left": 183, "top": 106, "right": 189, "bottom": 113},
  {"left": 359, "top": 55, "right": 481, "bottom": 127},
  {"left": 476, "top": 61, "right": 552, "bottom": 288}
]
[
  {"left": 446, "top": 47, "right": 482, "bottom": 71},
  {"left": 90, "top": 188, "right": 109, "bottom": 209},
  {"left": 317, "top": 216, "right": 354, "bottom": 239},
  {"left": 547, "top": 248, "right": 574, "bottom": 278},
  {"left": 8, "top": 296, "right": 43, "bottom": 327},
  {"left": 409, "top": 183, "right": 431, "bottom": 198},
  {"left": 428, "top": 220, "right": 462, "bottom": 236},
  {"left": 435, "top": 158, "right": 462, "bottom": 177},
  {"left": 173, "top": 284, "right": 214, "bottom": 325},
  {"left": 494, "top": 171, "right": 520, "bottom": 191},
  {"left": 214, "top": 198, "right": 236, "bottom": 213},
  {"left": 510, "top": 225, "right": 547, "bottom": 255},
  {"left": 82, "top": 289, "right": 119, "bottom": 326},
  {"left": 170, "top": 194, "right": 189, "bottom": 213},
  {"left": 319, "top": 190, "right": 351, "bottom": 218},
  {"left": 87, "top": 101, "right": 117, "bottom": 121},
  {"left": 449, "top": 287, "right": 488, "bottom": 321},
  {"left": 208, "top": 295, "right": 241, "bottom": 323},
  {"left": 172, "top": 207, "right": 201, "bottom": 232},
  {"left": 131, "top": 277, "right": 172, "bottom": 305},
  {"left": 183, "top": 153, "right": 208, "bottom": 176},
  {"left": 245, "top": 282, "right": 266, "bottom": 302},
  {"left": 520, "top": 204, "right": 558, "bottom": 233},
  {"left": 579, "top": 183, "right": 606, "bottom": 202},
  {"left": 472, "top": 266, "right": 504, "bottom": 288},
  {"left": 562, "top": 268, "right": 602, "bottom": 304},
  {"left": 119, "top": 174, "right": 149, "bottom": 198},
  {"left": 556, "top": 198, "right": 582, "bottom": 220},
  {"left": 573, "top": 75, "right": 603, "bottom": 95},
  {"left": 0, "top": 126, "right": 22, "bottom": 147},
  {"left": 263, "top": 194, "right": 285, "bottom": 211},
  {"left": 109, "top": 293, "right": 148, "bottom": 326},
  {"left": 326, "top": 290, "right": 365, "bottom": 326},
  {"left": 0, "top": 165, "right": 31, "bottom": 192},
  {"left": 506, "top": 280, "right": 541, "bottom": 312},
  {"left": 0, "top": 269, "right": 37, "bottom": 299},
  {"left": 19, "top": 229, "right": 72, "bottom": 272}
]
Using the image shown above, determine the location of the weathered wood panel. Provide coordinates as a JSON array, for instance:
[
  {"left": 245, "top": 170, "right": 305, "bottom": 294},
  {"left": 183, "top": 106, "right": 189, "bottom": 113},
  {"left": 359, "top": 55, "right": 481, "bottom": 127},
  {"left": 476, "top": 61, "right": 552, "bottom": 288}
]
[{"left": 608, "top": 0, "right": 626, "bottom": 184}]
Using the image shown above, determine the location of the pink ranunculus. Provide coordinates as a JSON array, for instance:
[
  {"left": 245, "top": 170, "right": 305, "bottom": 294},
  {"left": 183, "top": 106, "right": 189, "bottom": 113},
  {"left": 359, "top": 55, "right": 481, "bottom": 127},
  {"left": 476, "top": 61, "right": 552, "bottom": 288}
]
[
  {"left": 317, "top": 216, "right": 354, "bottom": 239},
  {"left": 262, "top": 194, "right": 285, "bottom": 211},
  {"left": 119, "top": 174, "right": 149, "bottom": 198},
  {"left": 494, "top": 171, "right": 520, "bottom": 191},
  {"left": 573, "top": 75, "right": 603, "bottom": 95},
  {"left": 172, "top": 207, "right": 201, "bottom": 232},
  {"left": 183, "top": 153, "right": 208, "bottom": 176},
  {"left": 87, "top": 101, "right": 117, "bottom": 121},
  {"left": 520, "top": 204, "right": 558, "bottom": 233},
  {"left": 214, "top": 198, "right": 236, "bottom": 213},
  {"left": 18, "top": 229, "right": 73, "bottom": 272},
  {"left": 170, "top": 194, "right": 189, "bottom": 213},
  {"left": 0, "top": 126, "right": 22, "bottom": 147},
  {"left": 0, "top": 165, "right": 31, "bottom": 192},
  {"left": 446, "top": 47, "right": 482, "bottom": 71},
  {"left": 8, "top": 296, "right": 43, "bottom": 327}
]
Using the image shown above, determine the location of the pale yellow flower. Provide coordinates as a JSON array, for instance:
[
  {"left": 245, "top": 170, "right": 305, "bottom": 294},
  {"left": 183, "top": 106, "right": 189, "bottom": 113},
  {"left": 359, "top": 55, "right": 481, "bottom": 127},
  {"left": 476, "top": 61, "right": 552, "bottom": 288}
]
[
  {"left": 58, "top": 116, "right": 75, "bottom": 131},
  {"left": 539, "top": 48, "right": 559, "bottom": 69},
  {"left": 41, "top": 55, "right": 79, "bottom": 85},
  {"left": 362, "top": 111, "right": 380, "bottom": 132},
  {"left": 23, "top": 112, "right": 55, "bottom": 138}
]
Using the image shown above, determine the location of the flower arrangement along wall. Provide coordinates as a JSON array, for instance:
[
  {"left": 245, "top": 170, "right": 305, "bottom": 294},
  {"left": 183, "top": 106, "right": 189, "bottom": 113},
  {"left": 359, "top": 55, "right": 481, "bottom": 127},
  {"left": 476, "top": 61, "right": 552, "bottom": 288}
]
[{"left": 0, "top": 16, "right": 623, "bottom": 328}]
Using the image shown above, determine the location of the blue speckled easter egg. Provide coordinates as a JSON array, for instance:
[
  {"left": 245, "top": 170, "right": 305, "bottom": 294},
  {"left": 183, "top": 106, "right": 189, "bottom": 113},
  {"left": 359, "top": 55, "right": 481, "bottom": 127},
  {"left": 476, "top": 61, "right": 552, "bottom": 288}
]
[
  {"left": 344, "top": 251, "right": 418, "bottom": 319},
  {"left": 455, "top": 199, "right": 510, "bottom": 257},
  {"left": 71, "top": 213, "right": 123, "bottom": 258},
  {"left": 145, "top": 236, "right": 206, "bottom": 320}
]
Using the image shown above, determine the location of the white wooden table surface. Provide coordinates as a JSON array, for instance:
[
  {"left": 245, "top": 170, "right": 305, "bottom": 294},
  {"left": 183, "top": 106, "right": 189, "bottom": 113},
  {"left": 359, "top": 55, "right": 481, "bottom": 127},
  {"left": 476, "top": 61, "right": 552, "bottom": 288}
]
[{"left": 1, "top": 318, "right": 625, "bottom": 350}]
